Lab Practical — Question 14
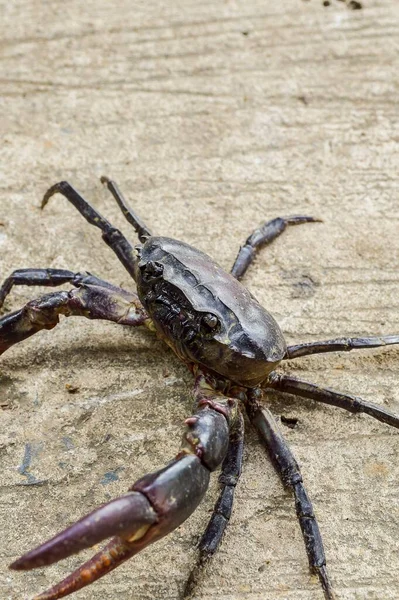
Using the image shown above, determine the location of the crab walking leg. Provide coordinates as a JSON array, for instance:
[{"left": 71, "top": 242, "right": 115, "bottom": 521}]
[
  {"left": 197, "top": 413, "right": 244, "bottom": 557},
  {"left": 100, "top": 176, "right": 152, "bottom": 241},
  {"left": 0, "top": 268, "right": 79, "bottom": 308},
  {"left": 231, "top": 216, "right": 321, "bottom": 280},
  {"left": 183, "top": 412, "right": 244, "bottom": 599},
  {"left": 10, "top": 374, "right": 238, "bottom": 600},
  {"left": 42, "top": 182, "right": 140, "bottom": 280},
  {"left": 284, "top": 335, "right": 399, "bottom": 359},
  {"left": 268, "top": 373, "right": 399, "bottom": 429},
  {"left": 248, "top": 403, "right": 337, "bottom": 600},
  {"left": 0, "top": 277, "right": 148, "bottom": 355}
]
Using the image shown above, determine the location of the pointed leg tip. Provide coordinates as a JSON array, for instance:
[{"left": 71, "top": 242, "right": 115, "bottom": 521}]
[
  {"left": 41, "top": 186, "right": 57, "bottom": 209},
  {"left": 40, "top": 196, "right": 49, "bottom": 210},
  {"left": 288, "top": 215, "right": 323, "bottom": 225},
  {"left": 41, "top": 182, "right": 69, "bottom": 209},
  {"left": 316, "top": 564, "right": 337, "bottom": 600},
  {"left": 305, "top": 216, "right": 323, "bottom": 223}
]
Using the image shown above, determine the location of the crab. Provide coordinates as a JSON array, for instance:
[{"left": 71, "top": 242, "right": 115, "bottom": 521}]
[{"left": 2, "top": 178, "right": 399, "bottom": 600}]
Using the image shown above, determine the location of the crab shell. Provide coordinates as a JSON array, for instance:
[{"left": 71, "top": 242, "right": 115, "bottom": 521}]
[{"left": 136, "top": 236, "right": 286, "bottom": 387}]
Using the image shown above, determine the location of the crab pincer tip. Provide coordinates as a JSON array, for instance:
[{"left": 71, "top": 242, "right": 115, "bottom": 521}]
[
  {"left": 26, "top": 538, "right": 137, "bottom": 600},
  {"left": 9, "top": 491, "right": 156, "bottom": 570},
  {"left": 9, "top": 556, "right": 28, "bottom": 571}
]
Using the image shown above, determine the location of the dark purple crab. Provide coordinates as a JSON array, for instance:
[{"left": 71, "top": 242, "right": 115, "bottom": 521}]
[{"left": 2, "top": 178, "right": 399, "bottom": 600}]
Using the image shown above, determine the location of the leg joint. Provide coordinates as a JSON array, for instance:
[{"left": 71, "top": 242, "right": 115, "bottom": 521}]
[
  {"left": 25, "top": 292, "right": 70, "bottom": 328},
  {"left": 218, "top": 473, "right": 239, "bottom": 487}
]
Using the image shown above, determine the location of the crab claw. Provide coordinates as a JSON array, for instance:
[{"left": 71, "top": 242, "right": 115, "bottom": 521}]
[
  {"left": 10, "top": 492, "right": 157, "bottom": 570},
  {"left": 18, "top": 538, "right": 144, "bottom": 600},
  {"left": 10, "top": 492, "right": 157, "bottom": 600},
  {"left": 9, "top": 375, "right": 234, "bottom": 600},
  {"left": 10, "top": 455, "right": 211, "bottom": 600}
]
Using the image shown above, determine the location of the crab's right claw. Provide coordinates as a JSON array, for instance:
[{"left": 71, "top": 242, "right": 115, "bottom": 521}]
[
  {"left": 16, "top": 538, "right": 146, "bottom": 600},
  {"left": 10, "top": 455, "right": 212, "bottom": 600},
  {"left": 10, "top": 492, "right": 158, "bottom": 600},
  {"left": 10, "top": 492, "right": 157, "bottom": 570},
  {"left": 9, "top": 375, "right": 235, "bottom": 600}
]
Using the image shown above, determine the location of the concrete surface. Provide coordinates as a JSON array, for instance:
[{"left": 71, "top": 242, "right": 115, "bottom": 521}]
[{"left": 1, "top": 1, "right": 399, "bottom": 599}]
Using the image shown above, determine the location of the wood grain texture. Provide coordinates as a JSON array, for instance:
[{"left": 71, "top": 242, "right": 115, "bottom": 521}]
[{"left": 1, "top": 1, "right": 399, "bottom": 599}]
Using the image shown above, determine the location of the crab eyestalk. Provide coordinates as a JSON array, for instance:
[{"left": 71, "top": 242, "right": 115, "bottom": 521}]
[{"left": 10, "top": 374, "right": 237, "bottom": 600}]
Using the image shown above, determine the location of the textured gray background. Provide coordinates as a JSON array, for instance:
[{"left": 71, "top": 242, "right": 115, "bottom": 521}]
[{"left": 1, "top": 1, "right": 399, "bottom": 599}]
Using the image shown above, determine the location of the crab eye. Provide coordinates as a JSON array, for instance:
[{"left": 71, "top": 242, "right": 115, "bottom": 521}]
[
  {"left": 141, "top": 261, "right": 164, "bottom": 282},
  {"left": 202, "top": 313, "right": 218, "bottom": 329}
]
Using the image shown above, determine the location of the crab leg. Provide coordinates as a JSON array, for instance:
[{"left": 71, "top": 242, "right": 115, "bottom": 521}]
[
  {"left": 268, "top": 373, "right": 399, "bottom": 429},
  {"left": 0, "top": 268, "right": 78, "bottom": 308},
  {"left": 42, "top": 182, "right": 140, "bottom": 280},
  {"left": 247, "top": 400, "right": 336, "bottom": 600},
  {"left": 10, "top": 373, "right": 238, "bottom": 600},
  {"left": 0, "top": 275, "right": 148, "bottom": 355},
  {"left": 101, "top": 176, "right": 152, "bottom": 242},
  {"left": 231, "top": 216, "right": 321, "bottom": 280},
  {"left": 285, "top": 335, "right": 399, "bottom": 359}
]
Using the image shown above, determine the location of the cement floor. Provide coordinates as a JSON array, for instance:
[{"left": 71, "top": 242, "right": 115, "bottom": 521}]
[{"left": 1, "top": 1, "right": 399, "bottom": 599}]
